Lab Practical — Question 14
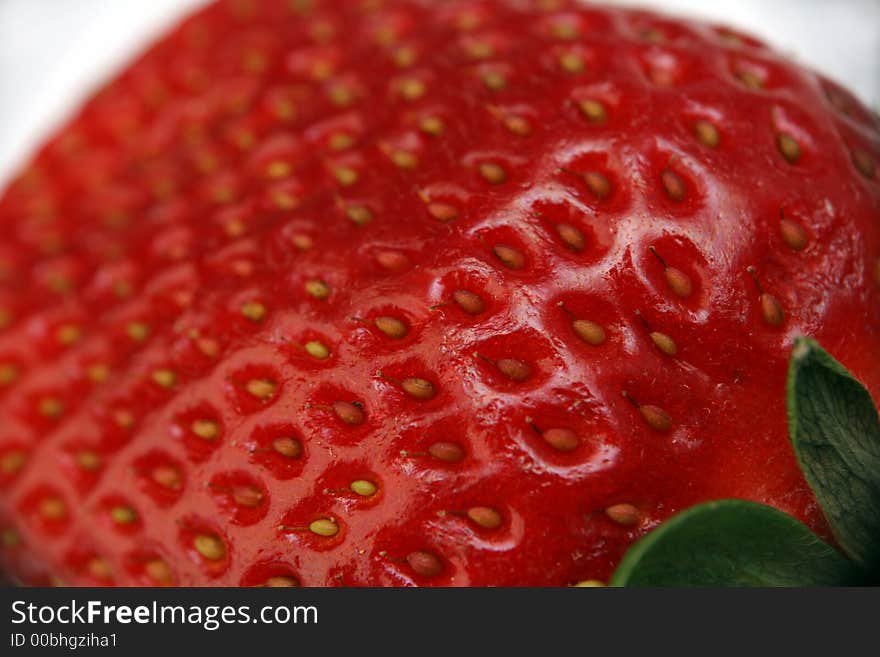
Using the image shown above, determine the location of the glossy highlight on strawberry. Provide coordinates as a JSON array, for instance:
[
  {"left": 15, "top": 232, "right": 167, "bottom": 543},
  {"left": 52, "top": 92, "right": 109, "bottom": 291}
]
[{"left": 0, "top": 0, "right": 878, "bottom": 587}]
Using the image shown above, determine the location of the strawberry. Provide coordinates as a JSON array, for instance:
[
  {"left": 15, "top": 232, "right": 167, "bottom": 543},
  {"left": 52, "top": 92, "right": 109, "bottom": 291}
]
[{"left": 0, "top": 0, "right": 878, "bottom": 587}]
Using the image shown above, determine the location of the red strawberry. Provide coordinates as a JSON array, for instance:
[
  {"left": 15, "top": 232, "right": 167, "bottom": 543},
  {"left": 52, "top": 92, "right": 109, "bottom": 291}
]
[{"left": 0, "top": 0, "right": 878, "bottom": 587}]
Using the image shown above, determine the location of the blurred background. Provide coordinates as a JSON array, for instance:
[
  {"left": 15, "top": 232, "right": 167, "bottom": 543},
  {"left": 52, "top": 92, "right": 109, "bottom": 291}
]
[{"left": 0, "top": 0, "right": 878, "bottom": 185}]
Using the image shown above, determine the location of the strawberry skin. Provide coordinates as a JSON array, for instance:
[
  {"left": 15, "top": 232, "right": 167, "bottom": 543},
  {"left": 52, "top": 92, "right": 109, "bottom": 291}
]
[{"left": 0, "top": 0, "right": 878, "bottom": 587}]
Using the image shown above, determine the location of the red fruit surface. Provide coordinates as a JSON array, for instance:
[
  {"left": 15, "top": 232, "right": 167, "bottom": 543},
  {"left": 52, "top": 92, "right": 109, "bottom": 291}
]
[{"left": 0, "top": 0, "right": 879, "bottom": 587}]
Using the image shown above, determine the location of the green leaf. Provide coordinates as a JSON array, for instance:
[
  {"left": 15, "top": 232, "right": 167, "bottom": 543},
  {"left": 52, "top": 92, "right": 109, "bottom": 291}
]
[
  {"left": 787, "top": 337, "right": 880, "bottom": 571},
  {"left": 610, "top": 500, "right": 858, "bottom": 586}
]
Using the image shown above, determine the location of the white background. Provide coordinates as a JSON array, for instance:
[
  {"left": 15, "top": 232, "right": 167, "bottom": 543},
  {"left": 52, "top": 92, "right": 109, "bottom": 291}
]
[{"left": 0, "top": 0, "right": 878, "bottom": 185}]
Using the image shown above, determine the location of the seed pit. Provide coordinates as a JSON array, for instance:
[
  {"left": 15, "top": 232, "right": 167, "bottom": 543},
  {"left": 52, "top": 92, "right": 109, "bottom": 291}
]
[
  {"left": 246, "top": 423, "right": 307, "bottom": 480},
  {"left": 171, "top": 404, "right": 223, "bottom": 461},
  {"left": 59, "top": 441, "right": 105, "bottom": 493},
  {"left": 226, "top": 364, "right": 282, "bottom": 414},
  {"left": 208, "top": 471, "right": 269, "bottom": 526},
  {"left": 179, "top": 517, "right": 230, "bottom": 576},
  {"left": 240, "top": 561, "right": 301, "bottom": 587},
  {"left": 19, "top": 485, "right": 70, "bottom": 534},
  {"left": 124, "top": 550, "right": 175, "bottom": 586},
  {"left": 132, "top": 451, "right": 186, "bottom": 507},
  {"left": 471, "top": 330, "right": 555, "bottom": 390}
]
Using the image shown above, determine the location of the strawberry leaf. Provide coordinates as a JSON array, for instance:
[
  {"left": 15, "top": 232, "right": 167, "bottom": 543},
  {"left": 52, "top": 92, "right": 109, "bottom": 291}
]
[
  {"left": 787, "top": 337, "right": 880, "bottom": 571},
  {"left": 610, "top": 500, "right": 858, "bottom": 586}
]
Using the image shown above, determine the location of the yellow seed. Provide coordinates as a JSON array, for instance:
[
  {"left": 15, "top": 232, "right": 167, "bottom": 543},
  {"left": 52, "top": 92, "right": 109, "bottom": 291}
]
[
  {"left": 467, "top": 506, "right": 502, "bottom": 529},
  {"left": 390, "top": 151, "right": 418, "bottom": 169},
  {"left": 346, "top": 205, "right": 373, "bottom": 225},
  {"left": 399, "top": 78, "right": 426, "bottom": 101},
  {"left": 151, "top": 369, "right": 177, "bottom": 389},
  {"left": 453, "top": 289, "right": 484, "bottom": 315},
  {"left": 245, "top": 379, "right": 276, "bottom": 400},
  {"left": 578, "top": 99, "right": 607, "bottom": 123},
  {"left": 55, "top": 323, "right": 82, "bottom": 345},
  {"left": 694, "top": 120, "right": 720, "bottom": 148},
  {"left": 427, "top": 441, "right": 465, "bottom": 462},
  {"left": 0, "top": 363, "right": 19, "bottom": 386},
  {"left": 479, "top": 162, "right": 507, "bottom": 184},
  {"left": 211, "top": 184, "right": 235, "bottom": 204},
  {"left": 329, "top": 132, "right": 354, "bottom": 150},
  {"left": 482, "top": 70, "right": 507, "bottom": 91},
  {"left": 661, "top": 169, "right": 686, "bottom": 201},
  {"left": 605, "top": 503, "right": 641, "bottom": 526},
  {"left": 392, "top": 46, "right": 416, "bottom": 68},
  {"left": 191, "top": 419, "right": 219, "bottom": 440},
  {"left": 558, "top": 51, "right": 584, "bottom": 74},
  {"left": 291, "top": 233, "right": 314, "bottom": 250},
  {"left": 401, "top": 377, "right": 435, "bottom": 400},
  {"left": 650, "top": 332, "right": 677, "bottom": 355},
  {"left": 464, "top": 41, "right": 493, "bottom": 59},
  {"left": 456, "top": 11, "right": 481, "bottom": 31},
  {"left": 265, "top": 575, "right": 299, "bottom": 587},
  {"left": 240, "top": 301, "right": 267, "bottom": 322},
  {"left": 309, "top": 518, "right": 339, "bottom": 537},
  {"left": 406, "top": 550, "right": 443, "bottom": 577},
  {"left": 852, "top": 148, "right": 876, "bottom": 179},
  {"left": 541, "top": 427, "right": 579, "bottom": 452},
  {"left": 40, "top": 497, "right": 66, "bottom": 520},
  {"left": 639, "top": 404, "right": 672, "bottom": 432},
  {"left": 665, "top": 267, "right": 693, "bottom": 298},
  {"left": 1, "top": 450, "right": 26, "bottom": 474},
  {"left": 333, "top": 400, "right": 365, "bottom": 425},
  {"left": 333, "top": 166, "right": 359, "bottom": 186},
  {"left": 39, "top": 397, "right": 64, "bottom": 418},
  {"left": 350, "top": 479, "right": 378, "bottom": 496},
  {"left": 47, "top": 273, "right": 72, "bottom": 293},
  {"left": 232, "top": 485, "right": 263, "bottom": 507},
  {"left": 583, "top": 171, "right": 611, "bottom": 199},
  {"left": 110, "top": 506, "right": 137, "bottom": 524},
  {"left": 272, "top": 99, "right": 296, "bottom": 120},
  {"left": 502, "top": 115, "right": 531, "bottom": 136},
  {"left": 556, "top": 223, "right": 585, "bottom": 251},
  {"left": 272, "top": 189, "right": 298, "bottom": 209},
  {"left": 113, "top": 280, "right": 133, "bottom": 298},
  {"left": 272, "top": 436, "right": 303, "bottom": 458},
  {"left": 493, "top": 244, "right": 525, "bottom": 270},
  {"left": 328, "top": 84, "right": 355, "bottom": 106},
  {"left": 127, "top": 321, "right": 150, "bottom": 342},
  {"left": 194, "top": 534, "right": 226, "bottom": 560},
  {"left": 572, "top": 319, "right": 606, "bottom": 346},
  {"left": 737, "top": 70, "right": 763, "bottom": 89},
  {"left": 551, "top": 21, "right": 579, "bottom": 40},
  {"left": 152, "top": 464, "right": 181, "bottom": 489},
  {"left": 145, "top": 559, "right": 173, "bottom": 584},
  {"left": 779, "top": 218, "right": 808, "bottom": 251},
  {"left": 641, "top": 27, "right": 665, "bottom": 43},
  {"left": 419, "top": 115, "right": 445, "bottom": 136},
  {"left": 87, "top": 364, "right": 110, "bottom": 383},
  {"left": 496, "top": 358, "right": 530, "bottom": 381},
  {"left": 304, "top": 340, "right": 330, "bottom": 359},
  {"left": 776, "top": 133, "right": 801, "bottom": 163},
  {"left": 760, "top": 293, "right": 785, "bottom": 327},
  {"left": 76, "top": 450, "right": 101, "bottom": 471},
  {"left": 305, "top": 279, "right": 330, "bottom": 299},
  {"left": 0, "top": 308, "right": 11, "bottom": 329},
  {"left": 88, "top": 557, "right": 112, "bottom": 580},
  {"left": 2, "top": 529, "right": 20, "bottom": 547},
  {"left": 113, "top": 409, "right": 135, "bottom": 429},
  {"left": 427, "top": 202, "right": 458, "bottom": 222},
  {"left": 265, "top": 160, "right": 292, "bottom": 179},
  {"left": 375, "top": 316, "right": 408, "bottom": 338}
]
